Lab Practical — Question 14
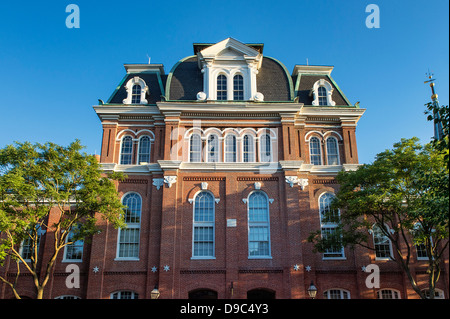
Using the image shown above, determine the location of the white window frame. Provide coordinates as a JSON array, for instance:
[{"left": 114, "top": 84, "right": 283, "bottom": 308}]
[
  {"left": 110, "top": 291, "right": 139, "bottom": 299},
  {"left": 258, "top": 133, "right": 273, "bottom": 163},
  {"left": 377, "top": 289, "right": 401, "bottom": 299},
  {"left": 192, "top": 191, "right": 216, "bottom": 259},
  {"left": 224, "top": 134, "right": 237, "bottom": 162},
  {"left": 137, "top": 135, "right": 151, "bottom": 164},
  {"left": 325, "top": 136, "right": 340, "bottom": 165},
  {"left": 206, "top": 134, "right": 220, "bottom": 163},
  {"left": 119, "top": 136, "right": 134, "bottom": 165},
  {"left": 371, "top": 223, "right": 394, "bottom": 260},
  {"left": 123, "top": 76, "right": 148, "bottom": 104},
  {"left": 319, "top": 192, "right": 345, "bottom": 259},
  {"left": 312, "top": 79, "right": 336, "bottom": 106},
  {"left": 247, "top": 191, "right": 272, "bottom": 259},
  {"left": 309, "top": 136, "right": 322, "bottom": 165},
  {"left": 216, "top": 74, "right": 228, "bottom": 101},
  {"left": 189, "top": 133, "right": 203, "bottom": 163},
  {"left": 323, "top": 289, "right": 350, "bottom": 299},
  {"left": 233, "top": 74, "right": 244, "bottom": 100},
  {"left": 116, "top": 192, "right": 142, "bottom": 261},
  {"left": 62, "top": 229, "right": 84, "bottom": 262},
  {"left": 242, "top": 134, "right": 255, "bottom": 162}
]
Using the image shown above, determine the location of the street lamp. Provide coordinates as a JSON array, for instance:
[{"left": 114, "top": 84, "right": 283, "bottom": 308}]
[
  {"left": 150, "top": 285, "right": 160, "bottom": 299},
  {"left": 307, "top": 281, "right": 318, "bottom": 299}
]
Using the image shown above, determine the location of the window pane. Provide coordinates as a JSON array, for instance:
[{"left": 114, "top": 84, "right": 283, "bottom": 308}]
[
  {"left": 260, "top": 134, "right": 271, "bottom": 162},
  {"left": 131, "top": 84, "right": 141, "bottom": 104},
  {"left": 243, "top": 135, "right": 254, "bottom": 162},
  {"left": 225, "top": 135, "right": 237, "bottom": 162},
  {"left": 217, "top": 75, "right": 227, "bottom": 100},
  {"left": 120, "top": 136, "right": 133, "bottom": 165},
  {"left": 233, "top": 75, "right": 244, "bottom": 100},
  {"left": 248, "top": 192, "right": 270, "bottom": 257},
  {"left": 207, "top": 135, "right": 219, "bottom": 162},
  {"left": 193, "top": 192, "right": 215, "bottom": 258},
  {"left": 138, "top": 136, "right": 151, "bottom": 163},
  {"left": 310, "top": 137, "right": 321, "bottom": 165},
  {"left": 318, "top": 86, "right": 327, "bottom": 106},
  {"left": 190, "top": 134, "right": 202, "bottom": 162},
  {"left": 326, "top": 137, "right": 339, "bottom": 165}
]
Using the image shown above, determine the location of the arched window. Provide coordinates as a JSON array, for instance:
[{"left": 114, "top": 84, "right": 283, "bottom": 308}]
[
  {"left": 260, "top": 133, "right": 272, "bottom": 162},
  {"left": 309, "top": 136, "right": 322, "bottom": 165},
  {"left": 323, "top": 289, "right": 350, "bottom": 299},
  {"left": 318, "top": 86, "right": 327, "bottom": 105},
  {"left": 193, "top": 192, "right": 215, "bottom": 258},
  {"left": 207, "top": 134, "right": 219, "bottom": 162},
  {"left": 377, "top": 289, "right": 400, "bottom": 299},
  {"left": 319, "top": 193, "right": 344, "bottom": 259},
  {"left": 243, "top": 134, "right": 255, "bottom": 162},
  {"left": 138, "top": 136, "right": 151, "bottom": 164},
  {"left": 217, "top": 74, "right": 227, "bottom": 100},
  {"left": 422, "top": 289, "right": 445, "bottom": 299},
  {"left": 120, "top": 136, "right": 133, "bottom": 165},
  {"left": 372, "top": 224, "right": 392, "bottom": 259},
  {"left": 110, "top": 291, "right": 139, "bottom": 299},
  {"left": 326, "top": 137, "right": 339, "bottom": 165},
  {"left": 248, "top": 191, "right": 271, "bottom": 258},
  {"left": 117, "top": 193, "right": 141, "bottom": 259},
  {"left": 224, "top": 135, "right": 237, "bottom": 162},
  {"left": 233, "top": 74, "right": 244, "bottom": 100},
  {"left": 131, "top": 84, "right": 142, "bottom": 104},
  {"left": 189, "top": 134, "right": 202, "bottom": 162}
]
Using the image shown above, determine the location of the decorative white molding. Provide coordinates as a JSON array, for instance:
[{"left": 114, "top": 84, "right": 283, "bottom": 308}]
[
  {"left": 285, "top": 176, "right": 299, "bottom": 188},
  {"left": 298, "top": 178, "right": 309, "bottom": 190},
  {"left": 201, "top": 182, "right": 208, "bottom": 190},
  {"left": 188, "top": 198, "right": 194, "bottom": 204},
  {"left": 311, "top": 79, "right": 336, "bottom": 106},
  {"left": 242, "top": 198, "right": 248, "bottom": 204},
  {"left": 254, "top": 92, "right": 264, "bottom": 102},
  {"left": 215, "top": 198, "right": 220, "bottom": 204},
  {"left": 197, "top": 91, "right": 207, "bottom": 101},
  {"left": 254, "top": 182, "right": 261, "bottom": 190},
  {"left": 268, "top": 198, "right": 274, "bottom": 204},
  {"left": 164, "top": 176, "right": 177, "bottom": 188},
  {"left": 123, "top": 76, "right": 149, "bottom": 104},
  {"left": 152, "top": 178, "right": 164, "bottom": 190}
]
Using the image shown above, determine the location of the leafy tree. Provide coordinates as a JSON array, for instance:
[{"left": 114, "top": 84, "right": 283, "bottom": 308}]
[
  {"left": 308, "top": 138, "right": 449, "bottom": 299},
  {"left": 0, "top": 140, "right": 126, "bottom": 299}
]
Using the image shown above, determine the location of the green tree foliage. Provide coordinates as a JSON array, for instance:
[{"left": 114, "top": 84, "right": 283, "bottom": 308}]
[
  {"left": 308, "top": 138, "right": 449, "bottom": 299},
  {"left": 0, "top": 140, "right": 126, "bottom": 299}
]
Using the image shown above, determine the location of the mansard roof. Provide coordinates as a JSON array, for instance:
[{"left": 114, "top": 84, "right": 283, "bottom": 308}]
[{"left": 105, "top": 39, "right": 353, "bottom": 106}]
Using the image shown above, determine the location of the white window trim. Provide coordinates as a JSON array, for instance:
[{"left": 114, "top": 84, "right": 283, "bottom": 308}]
[
  {"left": 224, "top": 133, "right": 238, "bottom": 162},
  {"left": 312, "top": 79, "right": 336, "bottom": 106},
  {"left": 123, "top": 76, "right": 148, "bottom": 104},
  {"left": 189, "top": 133, "right": 203, "bottom": 163},
  {"left": 371, "top": 223, "right": 394, "bottom": 261},
  {"left": 377, "top": 289, "right": 401, "bottom": 299},
  {"left": 323, "top": 289, "right": 351, "bottom": 299},
  {"left": 258, "top": 133, "right": 274, "bottom": 163},
  {"left": 115, "top": 192, "right": 142, "bottom": 261},
  {"left": 206, "top": 133, "right": 221, "bottom": 163},
  {"left": 191, "top": 191, "right": 216, "bottom": 260},
  {"left": 309, "top": 136, "right": 323, "bottom": 166},
  {"left": 137, "top": 135, "right": 152, "bottom": 164},
  {"left": 62, "top": 230, "right": 84, "bottom": 263},
  {"left": 319, "top": 192, "right": 345, "bottom": 260},
  {"left": 325, "top": 136, "right": 340, "bottom": 165},
  {"left": 242, "top": 134, "right": 256, "bottom": 163},
  {"left": 119, "top": 135, "right": 134, "bottom": 165},
  {"left": 247, "top": 190, "right": 272, "bottom": 259}
]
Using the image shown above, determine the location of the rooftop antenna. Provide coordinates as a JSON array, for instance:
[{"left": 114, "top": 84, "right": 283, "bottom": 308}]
[
  {"left": 424, "top": 69, "right": 443, "bottom": 140},
  {"left": 146, "top": 54, "right": 151, "bottom": 64},
  {"left": 306, "top": 58, "right": 309, "bottom": 66}
]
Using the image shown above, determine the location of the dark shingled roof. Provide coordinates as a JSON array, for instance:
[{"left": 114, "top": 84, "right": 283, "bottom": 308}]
[
  {"left": 256, "top": 57, "right": 292, "bottom": 101},
  {"left": 167, "top": 56, "right": 203, "bottom": 101},
  {"left": 296, "top": 75, "right": 349, "bottom": 106},
  {"left": 109, "top": 73, "right": 165, "bottom": 104}
]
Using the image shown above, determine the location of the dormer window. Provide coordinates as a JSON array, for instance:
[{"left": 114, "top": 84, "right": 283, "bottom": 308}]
[
  {"left": 233, "top": 74, "right": 244, "bottom": 100},
  {"left": 131, "top": 84, "right": 142, "bottom": 104},
  {"left": 318, "top": 86, "right": 327, "bottom": 105},
  {"left": 312, "top": 79, "right": 336, "bottom": 106},
  {"left": 217, "top": 75, "right": 227, "bottom": 100},
  {"left": 123, "top": 76, "right": 148, "bottom": 104}
]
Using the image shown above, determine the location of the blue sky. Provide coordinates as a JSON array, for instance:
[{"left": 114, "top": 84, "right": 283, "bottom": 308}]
[{"left": 0, "top": 0, "right": 448, "bottom": 164}]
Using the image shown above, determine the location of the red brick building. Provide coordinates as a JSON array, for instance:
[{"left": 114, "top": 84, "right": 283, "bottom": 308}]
[{"left": 1, "top": 38, "right": 448, "bottom": 299}]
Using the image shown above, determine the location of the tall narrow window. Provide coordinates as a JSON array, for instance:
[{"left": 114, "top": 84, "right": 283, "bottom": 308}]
[
  {"left": 120, "top": 136, "right": 133, "bottom": 165},
  {"left": 193, "top": 192, "right": 215, "bottom": 258},
  {"left": 131, "top": 84, "right": 142, "bottom": 104},
  {"left": 318, "top": 86, "right": 327, "bottom": 106},
  {"left": 117, "top": 193, "right": 141, "bottom": 259},
  {"left": 189, "top": 134, "right": 202, "bottom": 162},
  {"left": 260, "top": 133, "right": 271, "bottom": 162},
  {"left": 233, "top": 74, "right": 244, "bottom": 100},
  {"left": 372, "top": 224, "right": 392, "bottom": 259},
  {"left": 326, "top": 137, "right": 339, "bottom": 165},
  {"left": 248, "top": 191, "right": 271, "bottom": 258},
  {"left": 319, "top": 193, "right": 344, "bottom": 258},
  {"left": 224, "top": 135, "right": 237, "bottom": 162},
  {"left": 138, "top": 136, "right": 151, "bottom": 164},
  {"left": 217, "top": 74, "right": 227, "bottom": 100},
  {"left": 207, "top": 134, "right": 219, "bottom": 162},
  {"left": 63, "top": 229, "right": 84, "bottom": 261},
  {"left": 309, "top": 137, "right": 322, "bottom": 165},
  {"left": 243, "top": 134, "right": 255, "bottom": 162}
]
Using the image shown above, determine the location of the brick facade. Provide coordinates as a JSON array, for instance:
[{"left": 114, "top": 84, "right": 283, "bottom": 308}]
[{"left": 1, "top": 38, "right": 448, "bottom": 299}]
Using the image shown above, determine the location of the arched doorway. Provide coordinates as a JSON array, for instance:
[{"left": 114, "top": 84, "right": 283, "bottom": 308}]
[
  {"left": 247, "top": 288, "right": 276, "bottom": 299},
  {"left": 188, "top": 289, "right": 218, "bottom": 299}
]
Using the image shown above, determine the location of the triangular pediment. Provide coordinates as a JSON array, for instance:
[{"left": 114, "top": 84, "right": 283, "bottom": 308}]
[{"left": 199, "top": 37, "right": 261, "bottom": 59}]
